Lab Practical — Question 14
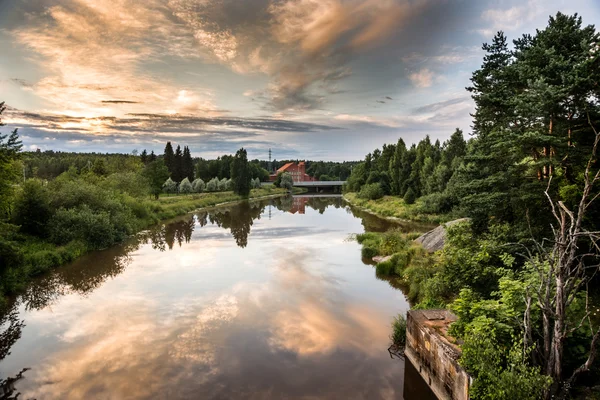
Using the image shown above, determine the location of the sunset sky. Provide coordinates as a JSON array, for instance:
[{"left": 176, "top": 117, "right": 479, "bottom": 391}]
[{"left": 1, "top": 0, "right": 598, "bottom": 160}]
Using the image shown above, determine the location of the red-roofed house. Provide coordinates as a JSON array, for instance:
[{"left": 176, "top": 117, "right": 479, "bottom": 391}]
[{"left": 269, "top": 162, "right": 317, "bottom": 182}]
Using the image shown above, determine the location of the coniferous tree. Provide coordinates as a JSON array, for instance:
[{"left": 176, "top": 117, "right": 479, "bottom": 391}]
[
  {"left": 163, "top": 142, "right": 174, "bottom": 178},
  {"left": 149, "top": 150, "right": 157, "bottom": 163},
  {"left": 173, "top": 145, "right": 183, "bottom": 182},
  {"left": 182, "top": 146, "right": 194, "bottom": 181},
  {"left": 231, "top": 148, "right": 251, "bottom": 196},
  {"left": 140, "top": 149, "right": 148, "bottom": 165}
]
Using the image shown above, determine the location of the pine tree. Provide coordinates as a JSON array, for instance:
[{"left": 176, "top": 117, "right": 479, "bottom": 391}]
[
  {"left": 149, "top": 150, "right": 157, "bottom": 163},
  {"left": 163, "top": 142, "right": 174, "bottom": 178},
  {"left": 231, "top": 148, "right": 251, "bottom": 196},
  {"left": 173, "top": 145, "right": 183, "bottom": 182},
  {"left": 182, "top": 146, "right": 194, "bottom": 181},
  {"left": 140, "top": 149, "right": 148, "bottom": 165}
]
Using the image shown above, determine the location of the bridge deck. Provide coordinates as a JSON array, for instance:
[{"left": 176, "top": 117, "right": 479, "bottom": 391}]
[{"left": 293, "top": 181, "right": 346, "bottom": 187}]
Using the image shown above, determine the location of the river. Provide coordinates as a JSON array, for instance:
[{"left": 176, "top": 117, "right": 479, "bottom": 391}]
[{"left": 0, "top": 195, "right": 437, "bottom": 399}]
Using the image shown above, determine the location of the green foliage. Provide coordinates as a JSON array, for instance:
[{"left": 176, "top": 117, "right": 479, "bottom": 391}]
[
  {"left": 358, "top": 183, "right": 384, "bottom": 200},
  {"left": 179, "top": 177, "right": 193, "bottom": 194},
  {"left": 231, "top": 148, "right": 251, "bottom": 196},
  {"left": 206, "top": 177, "right": 219, "bottom": 192},
  {"left": 403, "top": 188, "right": 416, "bottom": 204},
  {"left": 163, "top": 177, "right": 177, "bottom": 194},
  {"left": 460, "top": 333, "right": 551, "bottom": 400},
  {"left": 143, "top": 160, "right": 169, "bottom": 199},
  {"left": 390, "top": 314, "right": 407, "bottom": 347},
  {"left": 192, "top": 178, "right": 205, "bottom": 193},
  {"left": 13, "top": 179, "right": 52, "bottom": 237},
  {"left": 280, "top": 172, "right": 293, "bottom": 191}
]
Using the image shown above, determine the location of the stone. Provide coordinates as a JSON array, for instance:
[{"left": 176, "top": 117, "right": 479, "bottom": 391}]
[
  {"left": 372, "top": 255, "right": 392, "bottom": 264},
  {"left": 414, "top": 218, "right": 470, "bottom": 253}
]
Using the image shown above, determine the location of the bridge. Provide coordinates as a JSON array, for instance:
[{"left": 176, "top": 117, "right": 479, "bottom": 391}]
[
  {"left": 261, "top": 180, "right": 346, "bottom": 192},
  {"left": 293, "top": 181, "right": 345, "bottom": 188}
]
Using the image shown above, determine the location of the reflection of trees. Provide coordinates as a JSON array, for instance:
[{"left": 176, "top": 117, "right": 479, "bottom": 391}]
[
  {"left": 305, "top": 196, "right": 343, "bottom": 214},
  {"left": 208, "top": 202, "right": 265, "bottom": 248},
  {"left": 141, "top": 215, "right": 195, "bottom": 251},
  {"left": 0, "top": 306, "right": 24, "bottom": 362},
  {"left": 21, "top": 239, "right": 142, "bottom": 311},
  {"left": 0, "top": 368, "right": 29, "bottom": 400}
]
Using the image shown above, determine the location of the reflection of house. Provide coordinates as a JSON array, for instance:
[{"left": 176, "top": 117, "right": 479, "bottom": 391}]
[
  {"left": 289, "top": 196, "right": 307, "bottom": 214},
  {"left": 269, "top": 162, "right": 317, "bottom": 182}
]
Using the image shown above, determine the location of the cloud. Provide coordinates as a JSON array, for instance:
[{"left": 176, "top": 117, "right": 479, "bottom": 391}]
[
  {"left": 412, "top": 97, "right": 469, "bottom": 114},
  {"left": 478, "top": 0, "right": 544, "bottom": 37},
  {"left": 408, "top": 68, "right": 435, "bottom": 88},
  {"left": 101, "top": 100, "right": 140, "bottom": 104}
]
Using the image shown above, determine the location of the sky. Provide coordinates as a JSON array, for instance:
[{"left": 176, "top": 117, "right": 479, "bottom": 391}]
[{"left": 0, "top": 0, "right": 599, "bottom": 161}]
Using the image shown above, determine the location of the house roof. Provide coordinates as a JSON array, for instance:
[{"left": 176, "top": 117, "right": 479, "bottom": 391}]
[{"left": 277, "top": 162, "right": 294, "bottom": 173}]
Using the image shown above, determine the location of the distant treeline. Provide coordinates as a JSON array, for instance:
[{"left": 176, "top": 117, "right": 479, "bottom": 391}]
[{"left": 22, "top": 149, "right": 356, "bottom": 182}]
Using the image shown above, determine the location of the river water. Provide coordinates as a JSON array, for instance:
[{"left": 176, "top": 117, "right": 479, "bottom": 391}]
[{"left": 0, "top": 195, "right": 437, "bottom": 399}]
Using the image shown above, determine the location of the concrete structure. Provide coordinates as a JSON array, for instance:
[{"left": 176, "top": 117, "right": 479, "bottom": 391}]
[
  {"left": 269, "top": 162, "right": 316, "bottom": 182},
  {"left": 415, "top": 218, "right": 470, "bottom": 253},
  {"left": 405, "top": 310, "right": 471, "bottom": 400}
]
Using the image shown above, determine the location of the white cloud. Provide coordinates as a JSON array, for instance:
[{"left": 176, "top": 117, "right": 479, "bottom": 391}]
[
  {"left": 408, "top": 68, "right": 435, "bottom": 88},
  {"left": 478, "top": 0, "right": 544, "bottom": 37}
]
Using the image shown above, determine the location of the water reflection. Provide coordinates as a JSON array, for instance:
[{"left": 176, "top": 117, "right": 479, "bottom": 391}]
[{"left": 0, "top": 195, "right": 435, "bottom": 399}]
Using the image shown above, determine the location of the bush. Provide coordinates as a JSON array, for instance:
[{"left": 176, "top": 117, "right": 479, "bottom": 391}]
[
  {"left": 163, "top": 178, "right": 177, "bottom": 194},
  {"left": 13, "top": 179, "right": 52, "bottom": 237},
  {"left": 403, "top": 187, "right": 416, "bottom": 204},
  {"left": 361, "top": 243, "right": 379, "bottom": 259},
  {"left": 179, "top": 177, "right": 193, "bottom": 194},
  {"left": 280, "top": 173, "right": 293, "bottom": 191},
  {"left": 376, "top": 260, "right": 394, "bottom": 275},
  {"left": 390, "top": 314, "right": 407, "bottom": 346},
  {"left": 192, "top": 178, "right": 205, "bottom": 193},
  {"left": 419, "top": 192, "right": 455, "bottom": 214},
  {"left": 207, "top": 178, "right": 219, "bottom": 192},
  {"left": 48, "top": 206, "right": 118, "bottom": 249},
  {"left": 358, "top": 183, "right": 384, "bottom": 200}
]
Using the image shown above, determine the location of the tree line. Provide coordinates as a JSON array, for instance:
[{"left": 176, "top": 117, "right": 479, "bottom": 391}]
[{"left": 348, "top": 13, "right": 600, "bottom": 399}]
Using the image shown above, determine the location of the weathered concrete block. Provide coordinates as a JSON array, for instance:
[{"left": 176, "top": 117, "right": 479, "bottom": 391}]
[{"left": 405, "top": 310, "right": 471, "bottom": 400}]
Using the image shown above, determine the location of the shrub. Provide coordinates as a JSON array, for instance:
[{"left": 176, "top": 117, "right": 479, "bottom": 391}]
[
  {"left": 419, "top": 192, "right": 455, "bottom": 214},
  {"left": 13, "top": 179, "right": 52, "bottom": 237},
  {"left": 376, "top": 260, "right": 394, "bottom": 275},
  {"left": 358, "top": 183, "right": 384, "bottom": 200},
  {"left": 403, "top": 187, "right": 416, "bottom": 204},
  {"left": 179, "top": 177, "right": 193, "bottom": 194},
  {"left": 192, "top": 178, "right": 205, "bottom": 193},
  {"left": 361, "top": 243, "right": 379, "bottom": 259},
  {"left": 280, "top": 172, "right": 293, "bottom": 191},
  {"left": 48, "top": 206, "right": 117, "bottom": 249},
  {"left": 390, "top": 314, "right": 407, "bottom": 346},
  {"left": 206, "top": 178, "right": 219, "bottom": 192},
  {"left": 163, "top": 178, "right": 177, "bottom": 194}
]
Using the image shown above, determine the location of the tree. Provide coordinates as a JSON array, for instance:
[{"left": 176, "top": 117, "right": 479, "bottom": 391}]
[
  {"left": 162, "top": 177, "right": 177, "bottom": 195},
  {"left": 206, "top": 177, "right": 218, "bottom": 192},
  {"left": 149, "top": 150, "right": 157, "bottom": 163},
  {"left": 13, "top": 179, "right": 51, "bottom": 236},
  {"left": 280, "top": 172, "right": 293, "bottom": 191},
  {"left": 163, "top": 142, "right": 174, "bottom": 177},
  {"left": 173, "top": 145, "right": 183, "bottom": 182},
  {"left": 143, "top": 160, "right": 169, "bottom": 199},
  {"left": 179, "top": 177, "right": 193, "bottom": 194},
  {"left": 231, "top": 148, "right": 251, "bottom": 196},
  {"left": 192, "top": 178, "right": 205, "bottom": 193},
  {"left": 182, "top": 146, "right": 194, "bottom": 182},
  {"left": 140, "top": 149, "right": 148, "bottom": 165},
  {"left": 92, "top": 158, "right": 107, "bottom": 176},
  {"left": 0, "top": 102, "right": 23, "bottom": 218}
]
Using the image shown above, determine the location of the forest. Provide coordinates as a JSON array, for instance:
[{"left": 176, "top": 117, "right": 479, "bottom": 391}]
[{"left": 346, "top": 13, "right": 600, "bottom": 399}]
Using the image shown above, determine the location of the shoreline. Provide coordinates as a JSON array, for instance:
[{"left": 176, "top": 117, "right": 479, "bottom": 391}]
[{"left": 2, "top": 188, "right": 301, "bottom": 306}]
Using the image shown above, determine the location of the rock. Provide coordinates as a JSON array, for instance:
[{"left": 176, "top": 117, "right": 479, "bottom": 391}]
[
  {"left": 415, "top": 218, "right": 470, "bottom": 253},
  {"left": 372, "top": 255, "right": 392, "bottom": 264}
]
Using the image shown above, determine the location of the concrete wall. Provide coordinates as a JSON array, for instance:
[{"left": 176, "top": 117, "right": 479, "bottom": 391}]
[{"left": 405, "top": 310, "right": 471, "bottom": 400}]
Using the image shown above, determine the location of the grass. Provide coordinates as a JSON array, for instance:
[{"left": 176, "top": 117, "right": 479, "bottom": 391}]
[
  {"left": 344, "top": 192, "right": 451, "bottom": 224},
  {"left": 390, "top": 314, "right": 407, "bottom": 346}
]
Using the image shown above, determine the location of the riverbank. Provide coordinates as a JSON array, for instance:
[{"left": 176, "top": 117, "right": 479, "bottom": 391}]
[
  {"left": 3, "top": 187, "right": 299, "bottom": 306},
  {"left": 343, "top": 193, "right": 452, "bottom": 224}
]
